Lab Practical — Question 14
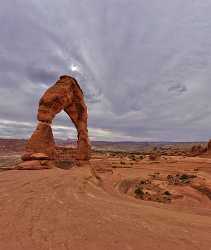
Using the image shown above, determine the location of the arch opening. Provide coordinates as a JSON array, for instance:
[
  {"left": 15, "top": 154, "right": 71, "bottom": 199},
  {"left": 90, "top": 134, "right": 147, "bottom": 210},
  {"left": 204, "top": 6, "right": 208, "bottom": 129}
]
[{"left": 52, "top": 111, "right": 78, "bottom": 145}]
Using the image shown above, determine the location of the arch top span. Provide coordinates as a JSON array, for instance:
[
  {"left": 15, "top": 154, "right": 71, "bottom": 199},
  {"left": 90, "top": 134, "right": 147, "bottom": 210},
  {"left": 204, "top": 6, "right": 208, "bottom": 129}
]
[{"left": 20, "top": 75, "right": 91, "bottom": 169}]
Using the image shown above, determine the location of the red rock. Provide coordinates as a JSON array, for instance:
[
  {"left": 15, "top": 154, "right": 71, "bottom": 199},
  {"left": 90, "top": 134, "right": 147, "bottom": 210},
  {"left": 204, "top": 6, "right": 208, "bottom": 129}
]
[
  {"left": 25, "top": 122, "right": 56, "bottom": 159},
  {"left": 191, "top": 144, "right": 206, "bottom": 156},
  {"left": 21, "top": 75, "right": 91, "bottom": 167},
  {"left": 16, "top": 160, "right": 53, "bottom": 170},
  {"left": 207, "top": 139, "right": 211, "bottom": 152},
  {"left": 21, "top": 153, "right": 49, "bottom": 161}
]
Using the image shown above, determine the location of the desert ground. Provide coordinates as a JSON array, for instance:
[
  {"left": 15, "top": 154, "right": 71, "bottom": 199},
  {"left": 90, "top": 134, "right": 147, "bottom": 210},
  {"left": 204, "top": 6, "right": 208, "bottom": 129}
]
[{"left": 0, "top": 139, "right": 211, "bottom": 250}]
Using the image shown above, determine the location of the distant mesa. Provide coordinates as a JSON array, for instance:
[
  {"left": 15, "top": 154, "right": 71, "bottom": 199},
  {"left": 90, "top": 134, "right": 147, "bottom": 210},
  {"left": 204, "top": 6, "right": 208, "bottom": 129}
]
[{"left": 18, "top": 75, "right": 91, "bottom": 170}]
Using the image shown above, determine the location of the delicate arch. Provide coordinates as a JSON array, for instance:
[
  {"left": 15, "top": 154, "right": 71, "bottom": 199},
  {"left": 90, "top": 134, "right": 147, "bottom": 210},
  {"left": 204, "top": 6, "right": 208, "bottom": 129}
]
[{"left": 22, "top": 75, "right": 90, "bottom": 161}]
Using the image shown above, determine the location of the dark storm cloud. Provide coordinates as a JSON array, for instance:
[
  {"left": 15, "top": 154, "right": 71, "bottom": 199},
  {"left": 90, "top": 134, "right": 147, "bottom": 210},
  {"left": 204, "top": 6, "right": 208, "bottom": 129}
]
[{"left": 1, "top": 0, "right": 211, "bottom": 141}]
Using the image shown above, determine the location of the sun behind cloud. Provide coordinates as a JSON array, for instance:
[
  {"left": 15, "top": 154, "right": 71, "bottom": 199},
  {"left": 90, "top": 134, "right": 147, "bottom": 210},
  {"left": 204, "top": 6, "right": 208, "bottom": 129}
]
[{"left": 70, "top": 64, "right": 80, "bottom": 72}]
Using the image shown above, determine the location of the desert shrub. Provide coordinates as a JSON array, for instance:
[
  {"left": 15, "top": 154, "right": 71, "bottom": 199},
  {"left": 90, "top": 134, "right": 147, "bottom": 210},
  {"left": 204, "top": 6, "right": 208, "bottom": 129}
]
[
  {"left": 179, "top": 174, "right": 189, "bottom": 180},
  {"left": 139, "top": 179, "right": 151, "bottom": 185},
  {"left": 180, "top": 174, "right": 196, "bottom": 180},
  {"left": 139, "top": 155, "right": 144, "bottom": 160},
  {"left": 167, "top": 173, "right": 196, "bottom": 185},
  {"left": 128, "top": 153, "right": 137, "bottom": 161},
  {"left": 163, "top": 191, "right": 171, "bottom": 196},
  {"left": 134, "top": 187, "right": 144, "bottom": 198}
]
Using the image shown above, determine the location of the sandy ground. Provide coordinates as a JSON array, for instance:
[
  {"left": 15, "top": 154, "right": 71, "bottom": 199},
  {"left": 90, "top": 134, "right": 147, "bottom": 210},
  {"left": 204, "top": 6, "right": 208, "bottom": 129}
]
[{"left": 0, "top": 153, "right": 211, "bottom": 250}]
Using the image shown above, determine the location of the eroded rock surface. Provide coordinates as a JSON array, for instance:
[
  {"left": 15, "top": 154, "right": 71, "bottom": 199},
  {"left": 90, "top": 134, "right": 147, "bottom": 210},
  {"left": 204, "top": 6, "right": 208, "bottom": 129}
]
[
  {"left": 20, "top": 75, "right": 90, "bottom": 169},
  {"left": 190, "top": 144, "right": 206, "bottom": 156},
  {"left": 23, "top": 122, "right": 56, "bottom": 160},
  {"left": 207, "top": 139, "right": 211, "bottom": 152}
]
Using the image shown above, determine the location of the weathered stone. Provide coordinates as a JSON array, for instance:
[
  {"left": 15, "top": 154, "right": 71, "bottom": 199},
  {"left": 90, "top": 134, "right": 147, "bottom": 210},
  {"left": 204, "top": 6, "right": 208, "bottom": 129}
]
[
  {"left": 207, "top": 139, "right": 211, "bottom": 152},
  {"left": 21, "top": 153, "right": 33, "bottom": 161},
  {"left": 25, "top": 122, "right": 56, "bottom": 159},
  {"left": 40, "top": 160, "right": 55, "bottom": 168},
  {"left": 191, "top": 144, "right": 206, "bottom": 156},
  {"left": 22, "top": 152, "right": 49, "bottom": 161},
  {"left": 21, "top": 75, "right": 91, "bottom": 167},
  {"left": 31, "top": 153, "right": 49, "bottom": 160},
  {"left": 16, "top": 160, "right": 53, "bottom": 170}
]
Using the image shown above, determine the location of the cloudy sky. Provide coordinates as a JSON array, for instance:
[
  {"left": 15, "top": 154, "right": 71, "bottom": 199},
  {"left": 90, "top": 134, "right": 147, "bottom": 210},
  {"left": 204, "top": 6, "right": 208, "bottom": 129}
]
[{"left": 1, "top": 0, "right": 211, "bottom": 141}]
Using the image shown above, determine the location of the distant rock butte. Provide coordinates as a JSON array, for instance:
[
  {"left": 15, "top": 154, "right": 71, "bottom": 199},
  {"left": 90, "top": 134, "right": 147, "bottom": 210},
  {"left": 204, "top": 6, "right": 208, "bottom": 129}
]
[{"left": 19, "top": 75, "right": 91, "bottom": 169}]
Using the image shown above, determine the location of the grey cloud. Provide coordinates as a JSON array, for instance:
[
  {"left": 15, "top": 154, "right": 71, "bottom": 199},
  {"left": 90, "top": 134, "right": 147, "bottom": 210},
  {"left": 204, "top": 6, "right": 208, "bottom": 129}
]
[
  {"left": 168, "top": 83, "right": 187, "bottom": 94},
  {"left": 1, "top": 0, "right": 211, "bottom": 141},
  {"left": 26, "top": 67, "right": 59, "bottom": 84}
]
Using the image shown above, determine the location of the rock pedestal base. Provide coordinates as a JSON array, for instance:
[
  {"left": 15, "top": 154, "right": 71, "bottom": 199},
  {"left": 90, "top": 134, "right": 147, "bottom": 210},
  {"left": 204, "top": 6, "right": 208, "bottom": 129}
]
[{"left": 17, "top": 160, "right": 55, "bottom": 170}]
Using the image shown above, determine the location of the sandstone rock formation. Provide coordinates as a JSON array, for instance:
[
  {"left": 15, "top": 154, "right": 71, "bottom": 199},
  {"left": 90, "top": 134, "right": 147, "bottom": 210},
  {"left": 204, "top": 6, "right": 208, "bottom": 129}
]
[
  {"left": 190, "top": 144, "right": 206, "bottom": 156},
  {"left": 19, "top": 75, "right": 90, "bottom": 169},
  {"left": 207, "top": 139, "right": 211, "bottom": 152}
]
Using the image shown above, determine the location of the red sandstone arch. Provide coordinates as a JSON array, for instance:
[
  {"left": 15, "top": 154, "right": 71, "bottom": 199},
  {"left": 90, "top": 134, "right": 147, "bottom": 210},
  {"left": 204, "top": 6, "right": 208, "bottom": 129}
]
[{"left": 22, "top": 75, "right": 91, "bottom": 162}]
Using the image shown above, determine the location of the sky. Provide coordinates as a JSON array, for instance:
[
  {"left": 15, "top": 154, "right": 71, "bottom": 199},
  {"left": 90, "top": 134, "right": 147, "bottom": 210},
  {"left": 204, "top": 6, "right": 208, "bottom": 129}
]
[{"left": 1, "top": 0, "right": 211, "bottom": 141}]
